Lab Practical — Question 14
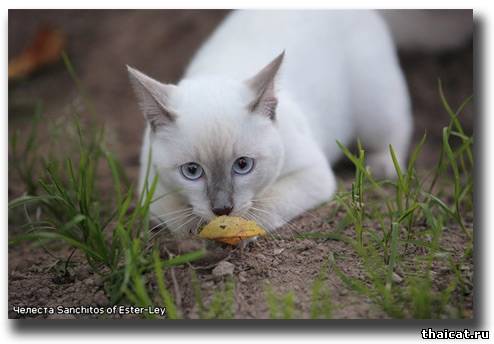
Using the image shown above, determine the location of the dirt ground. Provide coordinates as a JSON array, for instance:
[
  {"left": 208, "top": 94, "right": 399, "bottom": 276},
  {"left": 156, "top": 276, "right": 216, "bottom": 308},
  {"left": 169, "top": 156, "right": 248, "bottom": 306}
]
[{"left": 8, "top": 10, "right": 473, "bottom": 319}]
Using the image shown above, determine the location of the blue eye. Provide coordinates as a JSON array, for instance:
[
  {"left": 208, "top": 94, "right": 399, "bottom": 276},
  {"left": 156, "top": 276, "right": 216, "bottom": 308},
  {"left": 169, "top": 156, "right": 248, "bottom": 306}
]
[
  {"left": 180, "top": 162, "right": 203, "bottom": 180},
  {"left": 232, "top": 157, "right": 254, "bottom": 175}
]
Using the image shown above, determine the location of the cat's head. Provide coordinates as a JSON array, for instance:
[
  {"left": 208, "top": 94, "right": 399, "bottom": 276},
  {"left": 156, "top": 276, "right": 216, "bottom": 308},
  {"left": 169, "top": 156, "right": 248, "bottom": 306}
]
[{"left": 128, "top": 53, "right": 285, "bottom": 223}]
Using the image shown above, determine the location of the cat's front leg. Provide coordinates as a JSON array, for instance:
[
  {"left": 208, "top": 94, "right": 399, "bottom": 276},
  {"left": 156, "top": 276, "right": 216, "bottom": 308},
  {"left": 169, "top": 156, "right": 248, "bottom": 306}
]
[{"left": 251, "top": 163, "right": 336, "bottom": 231}]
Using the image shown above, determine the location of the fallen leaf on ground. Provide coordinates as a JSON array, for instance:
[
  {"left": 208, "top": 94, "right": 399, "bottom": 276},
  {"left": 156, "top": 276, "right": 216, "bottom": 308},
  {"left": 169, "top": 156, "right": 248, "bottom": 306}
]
[
  {"left": 199, "top": 216, "right": 266, "bottom": 245},
  {"left": 9, "top": 26, "right": 65, "bottom": 80}
]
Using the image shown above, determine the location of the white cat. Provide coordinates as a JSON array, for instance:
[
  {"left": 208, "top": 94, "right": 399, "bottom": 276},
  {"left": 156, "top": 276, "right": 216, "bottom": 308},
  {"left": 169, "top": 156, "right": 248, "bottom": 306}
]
[{"left": 127, "top": 10, "right": 412, "bottom": 235}]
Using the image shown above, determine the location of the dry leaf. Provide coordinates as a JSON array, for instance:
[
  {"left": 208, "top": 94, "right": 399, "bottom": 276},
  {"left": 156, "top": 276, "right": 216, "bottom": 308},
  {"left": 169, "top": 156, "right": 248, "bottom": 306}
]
[
  {"left": 9, "top": 26, "right": 65, "bottom": 80},
  {"left": 199, "top": 216, "right": 266, "bottom": 245}
]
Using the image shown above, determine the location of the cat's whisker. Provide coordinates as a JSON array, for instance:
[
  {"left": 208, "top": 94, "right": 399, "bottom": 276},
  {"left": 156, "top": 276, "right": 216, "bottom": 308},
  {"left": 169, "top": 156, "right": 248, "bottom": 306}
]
[
  {"left": 251, "top": 199, "right": 320, "bottom": 240},
  {"left": 244, "top": 211, "right": 272, "bottom": 238},
  {"left": 170, "top": 214, "right": 201, "bottom": 235},
  {"left": 149, "top": 213, "right": 193, "bottom": 249},
  {"left": 245, "top": 210, "right": 280, "bottom": 241},
  {"left": 236, "top": 202, "right": 254, "bottom": 216},
  {"left": 247, "top": 207, "right": 282, "bottom": 233},
  {"left": 190, "top": 217, "right": 205, "bottom": 236},
  {"left": 148, "top": 210, "right": 194, "bottom": 233},
  {"left": 148, "top": 211, "right": 196, "bottom": 239},
  {"left": 243, "top": 202, "right": 294, "bottom": 236},
  {"left": 146, "top": 213, "right": 198, "bottom": 249},
  {"left": 249, "top": 206, "right": 301, "bottom": 240}
]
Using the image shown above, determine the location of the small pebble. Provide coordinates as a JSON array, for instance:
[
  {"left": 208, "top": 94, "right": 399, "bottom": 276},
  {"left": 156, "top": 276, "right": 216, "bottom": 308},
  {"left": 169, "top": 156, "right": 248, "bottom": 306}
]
[
  {"left": 83, "top": 278, "right": 95, "bottom": 286},
  {"left": 273, "top": 248, "right": 284, "bottom": 255},
  {"left": 238, "top": 271, "right": 247, "bottom": 283},
  {"left": 37, "top": 287, "right": 51, "bottom": 298},
  {"left": 212, "top": 261, "right": 235, "bottom": 277},
  {"left": 392, "top": 272, "right": 403, "bottom": 283},
  {"left": 76, "top": 267, "right": 90, "bottom": 280},
  {"left": 203, "top": 281, "right": 214, "bottom": 288},
  {"left": 93, "top": 290, "right": 108, "bottom": 305}
]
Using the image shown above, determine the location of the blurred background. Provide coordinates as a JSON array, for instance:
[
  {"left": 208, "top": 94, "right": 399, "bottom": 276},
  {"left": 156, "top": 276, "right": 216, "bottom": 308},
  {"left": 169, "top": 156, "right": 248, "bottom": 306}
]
[
  {"left": 7, "top": 10, "right": 474, "bottom": 319},
  {"left": 8, "top": 10, "right": 473, "bottom": 195}
]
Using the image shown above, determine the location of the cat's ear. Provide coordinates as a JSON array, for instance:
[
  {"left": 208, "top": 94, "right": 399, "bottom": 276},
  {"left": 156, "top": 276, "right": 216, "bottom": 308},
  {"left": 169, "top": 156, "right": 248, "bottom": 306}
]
[
  {"left": 245, "top": 51, "right": 284, "bottom": 120},
  {"left": 127, "top": 66, "right": 177, "bottom": 130}
]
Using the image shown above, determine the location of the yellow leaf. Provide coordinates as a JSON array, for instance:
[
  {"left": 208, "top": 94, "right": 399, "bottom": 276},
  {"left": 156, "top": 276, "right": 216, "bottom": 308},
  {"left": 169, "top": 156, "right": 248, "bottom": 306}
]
[
  {"left": 199, "top": 216, "right": 266, "bottom": 245},
  {"left": 9, "top": 26, "right": 65, "bottom": 81}
]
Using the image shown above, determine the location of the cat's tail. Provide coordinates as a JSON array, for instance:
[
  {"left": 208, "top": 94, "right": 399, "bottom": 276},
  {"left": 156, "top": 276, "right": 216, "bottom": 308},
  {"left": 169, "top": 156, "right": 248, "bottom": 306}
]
[{"left": 379, "top": 9, "right": 472, "bottom": 52}]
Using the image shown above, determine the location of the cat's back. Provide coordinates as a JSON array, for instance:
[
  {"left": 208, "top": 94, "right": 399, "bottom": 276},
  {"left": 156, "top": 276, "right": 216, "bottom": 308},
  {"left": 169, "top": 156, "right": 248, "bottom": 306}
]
[{"left": 185, "top": 10, "right": 388, "bottom": 80}]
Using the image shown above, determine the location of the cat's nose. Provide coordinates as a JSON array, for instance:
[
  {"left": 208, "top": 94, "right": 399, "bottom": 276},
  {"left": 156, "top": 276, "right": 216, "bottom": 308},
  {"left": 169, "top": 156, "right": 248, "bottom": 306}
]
[{"left": 212, "top": 206, "right": 233, "bottom": 216}]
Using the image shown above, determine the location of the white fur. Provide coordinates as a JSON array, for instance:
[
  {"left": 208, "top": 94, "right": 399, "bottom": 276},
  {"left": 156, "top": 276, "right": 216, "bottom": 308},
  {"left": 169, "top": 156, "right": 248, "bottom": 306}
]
[{"left": 131, "top": 10, "right": 412, "bottom": 235}]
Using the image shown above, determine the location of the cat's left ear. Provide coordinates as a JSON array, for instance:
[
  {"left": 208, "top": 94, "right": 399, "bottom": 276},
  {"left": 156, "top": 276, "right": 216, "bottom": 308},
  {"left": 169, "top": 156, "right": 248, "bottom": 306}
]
[{"left": 245, "top": 51, "right": 284, "bottom": 120}]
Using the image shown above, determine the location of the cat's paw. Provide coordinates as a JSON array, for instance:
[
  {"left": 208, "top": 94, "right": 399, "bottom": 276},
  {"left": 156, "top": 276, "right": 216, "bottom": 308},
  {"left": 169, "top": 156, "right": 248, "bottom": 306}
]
[{"left": 366, "top": 152, "right": 400, "bottom": 180}]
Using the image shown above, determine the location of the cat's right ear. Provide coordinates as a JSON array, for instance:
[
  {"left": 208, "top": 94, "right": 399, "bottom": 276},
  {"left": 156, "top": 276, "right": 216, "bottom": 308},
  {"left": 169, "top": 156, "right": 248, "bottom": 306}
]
[{"left": 127, "top": 66, "right": 177, "bottom": 131}]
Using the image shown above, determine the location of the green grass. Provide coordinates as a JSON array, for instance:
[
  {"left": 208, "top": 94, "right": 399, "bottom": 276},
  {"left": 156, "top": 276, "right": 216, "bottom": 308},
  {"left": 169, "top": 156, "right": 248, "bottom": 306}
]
[
  {"left": 8, "top": 58, "right": 473, "bottom": 319},
  {"left": 309, "top": 257, "right": 333, "bottom": 319},
  {"left": 8, "top": 56, "right": 206, "bottom": 318},
  {"left": 301, "top": 82, "right": 473, "bottom": 319},
  {"left": 266, "top": 286, "right": 296, "bottom": 319},
  {"left": 8, "top": 115, "right": 207, "bottom": 314}
]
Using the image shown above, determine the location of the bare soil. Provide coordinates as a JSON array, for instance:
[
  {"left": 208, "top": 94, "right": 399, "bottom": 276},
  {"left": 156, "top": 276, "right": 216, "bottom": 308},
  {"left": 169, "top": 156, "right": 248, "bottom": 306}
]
[{"left": 8, "top": 10, "right": 473, "bottom": 319}]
